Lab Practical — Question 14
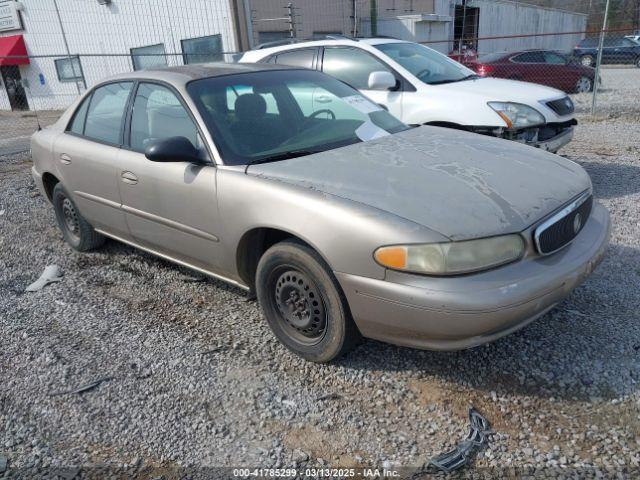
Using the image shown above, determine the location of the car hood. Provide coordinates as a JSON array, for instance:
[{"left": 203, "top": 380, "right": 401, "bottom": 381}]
[
  {"left": 432, "top": 77, "right": 566, "bottom": 106},
  {"left": 247, "top": 126, "right": 591, "bottom": 240}
]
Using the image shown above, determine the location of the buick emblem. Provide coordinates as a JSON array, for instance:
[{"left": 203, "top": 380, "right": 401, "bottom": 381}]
[{"left": 573, "top": 213, "right": 582, "bottom": 234}]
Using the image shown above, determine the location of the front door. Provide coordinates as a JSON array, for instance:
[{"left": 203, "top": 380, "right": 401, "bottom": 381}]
[
  {"left": 117, "top": 82, "right": 222, "bottom": 272},
  {"left": 1, "top": 65, "right": 28, "bottom": 111},
  {"left": 321, "top": 46, "right": 403, "bottom": 119}
]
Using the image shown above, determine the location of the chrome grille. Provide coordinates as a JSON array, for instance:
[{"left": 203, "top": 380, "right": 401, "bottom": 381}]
[{"left": 534, "top": 194, "right": 592, "bottom": 255}]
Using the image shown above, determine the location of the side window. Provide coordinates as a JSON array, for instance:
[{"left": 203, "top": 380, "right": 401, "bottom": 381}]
[
  {"left": 84, "top": 82, "right": 133, "bottom": 144},
  {"left": 512, "top": 52, "right": 543, "bottom": 63},
  {"left": 67, "top": 94, "right": 91, "bottom": 135},
  {"left": 274, "top": 49, "right": 316, "bottom": 69},
  {"left": 543, "top": 52, "right": 566, "bottom": 65},
  {"left": 130, "top": 83, "right": 199, "bottom": 151},
  {"left": 322, "top": 47, "right": 392, "bottom": 90}
]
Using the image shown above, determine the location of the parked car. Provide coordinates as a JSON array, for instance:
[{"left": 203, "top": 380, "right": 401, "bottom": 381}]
[
  {"left": 573, "top": 37, "right": 640, "bottom": 67},
  {"left": 31, "top": 64, "right": 610, "bottom": 362},
  {"left": 241, "top": 38, "right": 578, "bottom": 153},
  {"left": 466, "top": 50, "right": 597, "bottom": 93}
]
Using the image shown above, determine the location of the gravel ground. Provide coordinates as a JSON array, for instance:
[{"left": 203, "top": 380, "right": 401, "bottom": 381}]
[{"left": 1, "top": 114, "right": 639, "bottom": 479}]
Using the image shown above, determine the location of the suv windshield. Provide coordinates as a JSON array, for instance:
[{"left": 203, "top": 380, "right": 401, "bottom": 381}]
[
  {"left": 187, "top": 69, "right": 408, "bottom": 165},
  {"left": 374, "top": 42, "right": 476, "bottom": 85}
]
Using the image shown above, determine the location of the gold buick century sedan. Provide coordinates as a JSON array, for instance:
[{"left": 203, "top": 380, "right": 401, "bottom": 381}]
[{"left": 31, "top": 63, "right": 610, "bottom": 362}]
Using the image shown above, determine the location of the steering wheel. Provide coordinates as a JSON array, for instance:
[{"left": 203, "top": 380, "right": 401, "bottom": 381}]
[{"left": 309, "top": 109, "right": 335, "bottom": 120}]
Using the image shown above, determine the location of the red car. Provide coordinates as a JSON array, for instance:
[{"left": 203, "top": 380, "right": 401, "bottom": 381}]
[{"left": 466, "top": 50, "right": 597, "bottom": 93}]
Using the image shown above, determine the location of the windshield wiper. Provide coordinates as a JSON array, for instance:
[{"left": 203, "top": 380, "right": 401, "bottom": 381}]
[
  {"left": 429, "top": 74, "right": 480, "bottom": 85},
  {"left": 244, "top": 149, "right": 317, "bottom": 172}
]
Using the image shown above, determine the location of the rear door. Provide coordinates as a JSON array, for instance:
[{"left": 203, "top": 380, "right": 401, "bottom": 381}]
[
  {"left": 117, "top": 81, "right": 223, "bottom": 272},
  {"left": 53, "top": 82, "right": 133, "bottom": 238},
  {"left": 320, "top": 46, "right": 403, "bottom": 119}
]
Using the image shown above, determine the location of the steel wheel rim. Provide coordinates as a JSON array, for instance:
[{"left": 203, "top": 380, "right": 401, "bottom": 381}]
[
  {"left": 61, "top": 197, "right": 80, "bottom": 241},
  {"left": 576, "top": 77, "right": 592, "bottom": 93},
  {"left": 272, "top": 267, "right": 327, "bottom": 346}
]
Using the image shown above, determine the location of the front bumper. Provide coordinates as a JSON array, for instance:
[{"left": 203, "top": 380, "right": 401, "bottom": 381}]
[
  {"left": 336, "top": 202, "right": 610, "bottom": 351},
  {"left": 527, "top": 125, "right": 574, "bottom": 153}
]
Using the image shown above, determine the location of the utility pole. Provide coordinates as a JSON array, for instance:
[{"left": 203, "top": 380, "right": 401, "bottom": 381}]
[
  {"left": 370, "top": 0, "right": 378, "bottom": 37},
  {"left": 286, "top": 3, "right": 295, "bottom": 39},
  {"left": 591, "top": 0, "right": 610, "bottom": 115},
  {"left": 353, "top": 0, "right": 358, "bottom": 38},
  {"left": 52, "top": 0, "right": 80, "bottom": 95}
]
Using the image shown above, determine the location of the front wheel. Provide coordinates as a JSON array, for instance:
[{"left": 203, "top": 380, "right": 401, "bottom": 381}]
[
  {"left": 575, "top": 76, "right": 593, "bottom": 93},
  {"left": 580, "top": 55, "right": 594, "bottom": 67},
  {"left": 52, "top": 183, "right": 105, "bottom": 251},
  {"left": 635, "top": 56, "right": 640, "bottom": 68},
  {"left": 255, "top": 240, "right": 361, "bottom": 363}
]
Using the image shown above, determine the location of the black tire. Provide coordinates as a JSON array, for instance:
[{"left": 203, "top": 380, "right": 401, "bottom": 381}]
[
  {"left": 635, "top": 56, "right": 640, "bottom": 68},
  {"left": 255, "top": 240, "right": 361, "bottom": 363},
  {"left": 52, "top": 183, "right": 105, "bottom": 252},
  {"left": 581, "top": 55, "right": 594, "bottom": 67}
]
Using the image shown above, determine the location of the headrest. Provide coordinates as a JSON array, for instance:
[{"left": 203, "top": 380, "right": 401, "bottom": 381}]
[{"left": 234, "top": 93, "right": 267, "bottom": 122}]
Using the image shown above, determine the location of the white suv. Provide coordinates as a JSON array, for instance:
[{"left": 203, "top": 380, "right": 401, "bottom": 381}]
[{"left": 241, "top": 38, "right": 577, "bottom": 153}]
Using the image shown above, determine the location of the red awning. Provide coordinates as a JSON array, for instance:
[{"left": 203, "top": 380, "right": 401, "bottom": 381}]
[{"left": 0, "top": 35, "right": 29, "bottom": 66}]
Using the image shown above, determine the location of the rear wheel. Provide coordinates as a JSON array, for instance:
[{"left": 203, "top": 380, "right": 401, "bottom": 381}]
[
  {"left": 575, "top": 76, "right": 593, "bottom": 93},
  {"left": 580, "top": 55, "right": 594, "bottom": 67},
  {"left": 256, "top": 240, "right": 361, "bottom": 363},
  {"left": 52, "top": 183, "right": 105, "bottom": 251},
  {"left": 635, "top": 56, "right": 640, "bottom": 68}
]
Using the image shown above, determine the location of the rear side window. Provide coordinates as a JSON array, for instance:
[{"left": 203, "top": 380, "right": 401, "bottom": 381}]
[
  {"left": 512, "top": 52, "right": 544, "bottom": 63},
  {"left": 274, "top": 48, "right": 316, "bottom": 69},
  {"left": 67, "top": 94, "right": 91, "bottom": 135},
  {"left": 84, "top": 82, "right": 134, "bottom": 144}
]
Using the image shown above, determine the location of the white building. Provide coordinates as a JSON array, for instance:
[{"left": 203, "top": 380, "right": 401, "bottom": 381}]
[
  {"left": 0, "top": 0, "right": 587, "bottom": 112},
  {"left": 0, "top": 0, "right": 245, "bottom": 111}
]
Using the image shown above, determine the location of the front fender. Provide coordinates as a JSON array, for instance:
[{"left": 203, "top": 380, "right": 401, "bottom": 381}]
[{"left": 216, "top": 168, "right": 448, "bottom": 281}]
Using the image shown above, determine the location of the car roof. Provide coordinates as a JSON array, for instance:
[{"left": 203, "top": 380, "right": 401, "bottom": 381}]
[
  {"left": 99, "top": 62, "right": 299, "bottom": 87},
  {"left": 248, "top": 37, "right": 407, "bottom": 55}
]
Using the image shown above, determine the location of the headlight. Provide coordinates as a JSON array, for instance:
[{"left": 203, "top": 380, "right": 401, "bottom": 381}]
[
  {"left": 488, "top": 102, "right": 545, "bottom": 129},
  {"left": 374, "top": 234, "right": 525, "bottom": 275}
]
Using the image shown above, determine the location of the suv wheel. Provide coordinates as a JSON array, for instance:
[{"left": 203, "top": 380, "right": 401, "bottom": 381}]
[
  {"left": 256, "top": 240, "right": 361, "bottom": 363},
  {"left": 52, "top": 183, "right": 105, "bottom": 251},
  {"left": 581, "top": 55, "right": 594, "bottom": 67}
]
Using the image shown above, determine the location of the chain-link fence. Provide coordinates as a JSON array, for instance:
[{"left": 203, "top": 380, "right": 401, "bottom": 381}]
[{"left": 1, "top": 0, "right": 639, "bottom": 156}]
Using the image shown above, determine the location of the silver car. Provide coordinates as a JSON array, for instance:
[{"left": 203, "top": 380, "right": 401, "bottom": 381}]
[{"left": 30, "top": 63, "right": 610, "bottom": 362}]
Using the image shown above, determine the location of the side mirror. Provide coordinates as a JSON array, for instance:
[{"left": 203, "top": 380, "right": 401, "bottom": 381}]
[
  {"left": 368, "top": 71, "right": 397, "bottom": 91},
  {"left": 144, "top": 136, "right": 203, "bottom": 163}
]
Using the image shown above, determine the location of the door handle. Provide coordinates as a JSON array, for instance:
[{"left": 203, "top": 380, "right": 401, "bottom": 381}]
[
  {"left": 59, "top": 153, "right": 72, "bottom": 165},
  {"left": 121, "top": 171, "right": 138, "bottom": 185},
  {"left": 315, "top": 95, "right": 333, "bottom": 104}
]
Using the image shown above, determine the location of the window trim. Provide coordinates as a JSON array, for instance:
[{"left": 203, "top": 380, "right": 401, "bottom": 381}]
[
  {"left": 509, "top": 52, "right": 544, "bottom": 64},
  {"left": 320, "top": 46, "right": 414, "bottom": 92},
  {"left": 64, "top": 80, "right": 135, "bottom": 148},
  {"left": 130, "top": 43, "right": 167, "bottom": 71},
  {"left": 181, "top": 34, "right": 224, "bottom": 65},
  {"left": 122, "top": 79, "right": 215, "bottom": 165}
]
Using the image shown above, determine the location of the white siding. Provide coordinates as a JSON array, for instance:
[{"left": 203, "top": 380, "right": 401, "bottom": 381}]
[{"left": 0, "top": 0, "right": 237, "bottom": 110}]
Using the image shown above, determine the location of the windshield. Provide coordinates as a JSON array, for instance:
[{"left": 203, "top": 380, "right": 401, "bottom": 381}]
[
  {"left": 187, "top": 70, "right": 408, "bottom": 166},
  {"left": 374, "top": 42, "right": 477, "bottom": 85}
]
